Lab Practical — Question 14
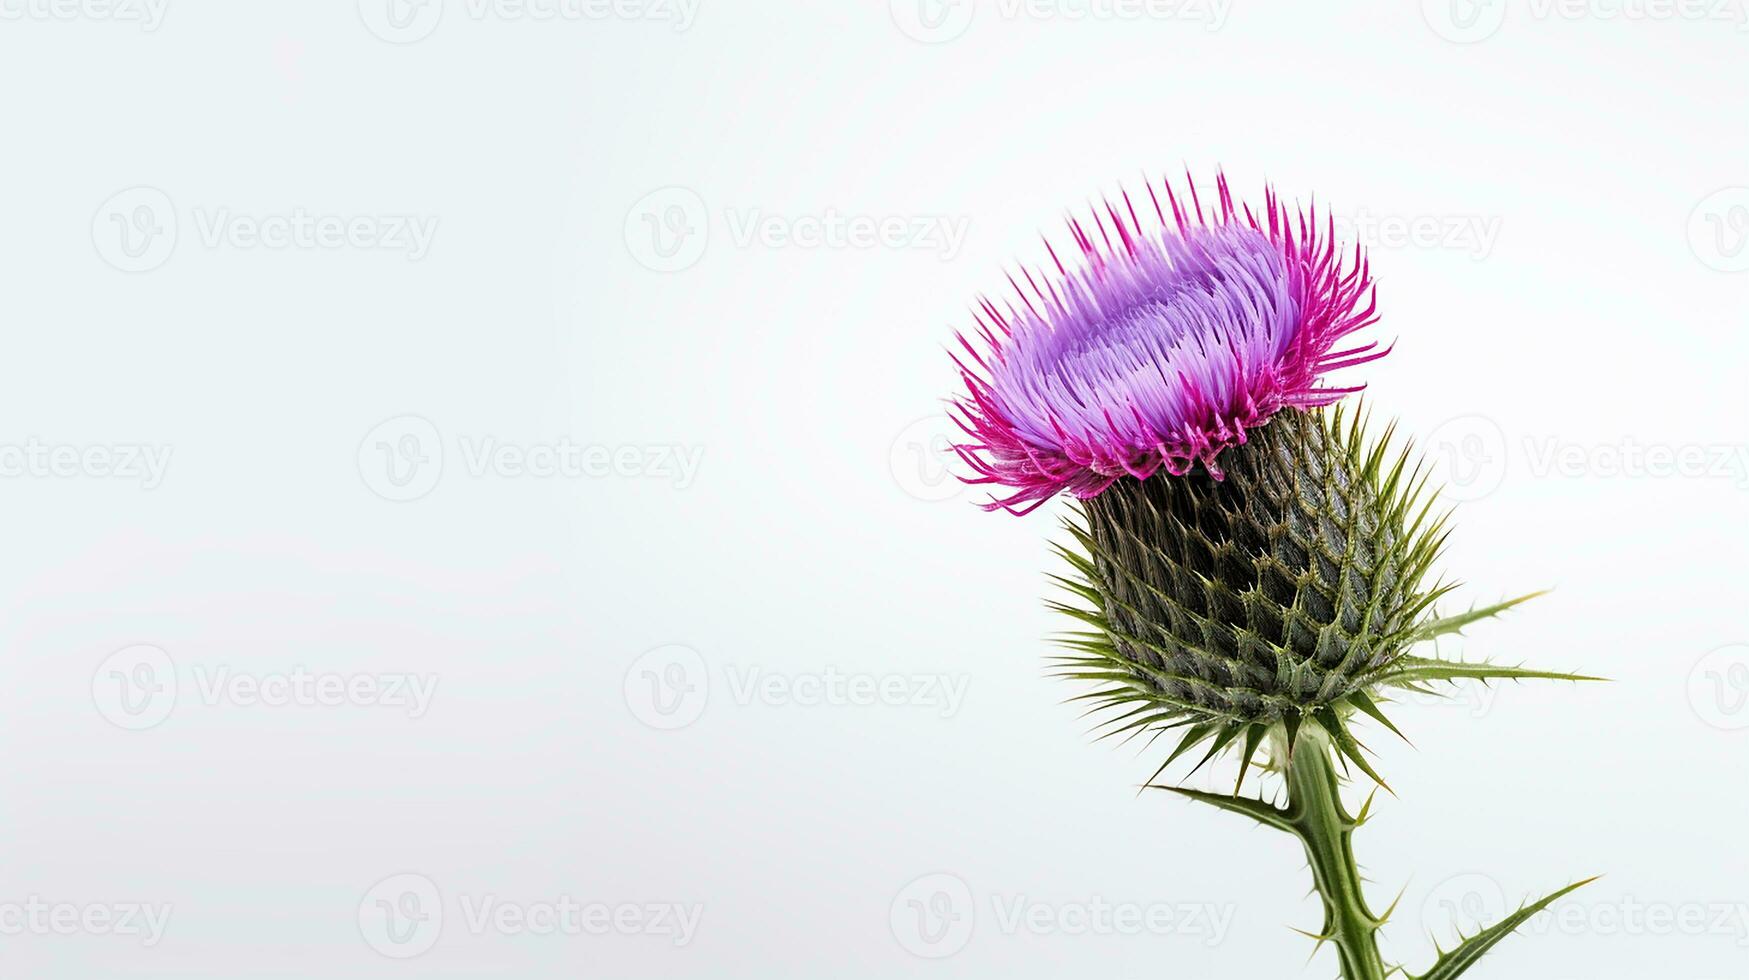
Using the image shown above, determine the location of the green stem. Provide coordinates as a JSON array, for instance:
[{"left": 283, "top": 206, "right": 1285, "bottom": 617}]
[{"left": 1284, "top": 727, "right": 1388, "bottom": 980}]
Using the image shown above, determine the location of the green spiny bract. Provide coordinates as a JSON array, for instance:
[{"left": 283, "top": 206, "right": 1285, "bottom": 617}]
[{"left": 1051, "top": 405, "right": 1526, "bottom": 786}]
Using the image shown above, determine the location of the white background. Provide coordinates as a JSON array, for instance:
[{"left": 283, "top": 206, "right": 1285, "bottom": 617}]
[{"left": 2, "top": 1, "right": 1747, "bottom": 977}]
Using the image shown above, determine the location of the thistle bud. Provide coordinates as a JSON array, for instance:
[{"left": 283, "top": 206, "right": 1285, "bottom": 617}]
[{"left": 1058, "top": 405, "right": 1446, "bottom": 777}]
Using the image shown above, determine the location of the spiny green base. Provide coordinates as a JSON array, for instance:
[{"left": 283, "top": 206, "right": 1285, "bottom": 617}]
[
  {"left": 1157, "top": 725, "right": 1597, "bottom": 980},
  {"left": 1053, "top": 407, "right": 1600, "bottom": 788}
]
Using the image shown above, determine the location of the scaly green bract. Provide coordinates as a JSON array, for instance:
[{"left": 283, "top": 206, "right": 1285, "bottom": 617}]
[{"left": 1048, "top": 405, "right": 1601, "bottom": 978}]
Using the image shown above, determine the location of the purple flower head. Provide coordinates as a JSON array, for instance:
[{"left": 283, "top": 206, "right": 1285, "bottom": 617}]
[{"left": 949, "top": 172, "right": 1385, "bottom": 515}]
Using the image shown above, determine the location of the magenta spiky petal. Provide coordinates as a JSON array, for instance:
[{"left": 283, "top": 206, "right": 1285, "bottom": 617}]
[{"left": 948, "top": 172, "right": 1385, "bottom": 515}]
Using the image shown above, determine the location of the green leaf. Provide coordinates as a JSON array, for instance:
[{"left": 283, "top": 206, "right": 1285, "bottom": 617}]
[
  {"left": 1411, "top": 877, "right": 1600, "bottom": 980},
  {"left": 1138, "top": 722, "right": 1217, "bottom": 791},
  {"left": 1311, "top": 708, "right": 1392, "bottom": 794},
  {"left": 1376, "top": 656, "right": 1607, "bottom": 688},
  {"left": 1232, "top": 723, "right": 1267, "bottom": 793},
  {"left": 1407, "top": 591, "right": 1549, "bottom": 644},
  {"left": 1346, "top": 689, "right": 1411, "bottom": 746},
  {"left": 1185, "top": 722, "right": 1245, "bottom": 779},
  {"left": 1148, "top": 784, "right": 1294, "bottom": 835}
]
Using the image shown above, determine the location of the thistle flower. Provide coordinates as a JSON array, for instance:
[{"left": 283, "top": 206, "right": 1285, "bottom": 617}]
[
  {"left": 950, "top": 172, "right": 1383, "bottom": 515},
  {"left": 938, "top": 171, "right": 1599, "bottom": 980}
]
